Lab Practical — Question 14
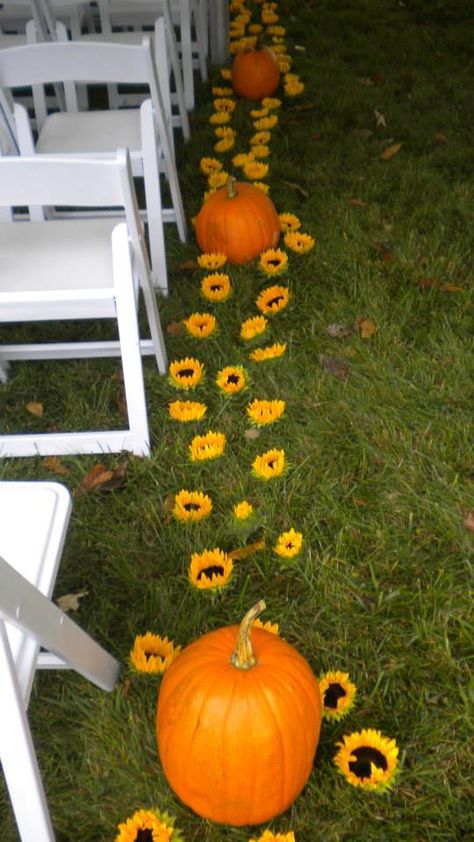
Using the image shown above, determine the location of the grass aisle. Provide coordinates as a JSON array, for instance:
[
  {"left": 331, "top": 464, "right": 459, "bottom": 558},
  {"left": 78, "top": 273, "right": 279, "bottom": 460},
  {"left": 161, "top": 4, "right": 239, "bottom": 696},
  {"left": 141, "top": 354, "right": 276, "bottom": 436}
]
[{"left": 1, "top": 1, "right": 473, "bottom": 840}]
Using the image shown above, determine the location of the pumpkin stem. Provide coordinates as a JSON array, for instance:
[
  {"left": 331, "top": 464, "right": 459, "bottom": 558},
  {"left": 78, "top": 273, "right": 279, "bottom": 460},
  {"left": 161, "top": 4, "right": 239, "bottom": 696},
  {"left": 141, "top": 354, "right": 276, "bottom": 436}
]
[
  {"left": 226, "top": 176, "right": 238, "bottom": 199},
  {"left": 231, "top": 599, "right": 266, "bottom": 670}
]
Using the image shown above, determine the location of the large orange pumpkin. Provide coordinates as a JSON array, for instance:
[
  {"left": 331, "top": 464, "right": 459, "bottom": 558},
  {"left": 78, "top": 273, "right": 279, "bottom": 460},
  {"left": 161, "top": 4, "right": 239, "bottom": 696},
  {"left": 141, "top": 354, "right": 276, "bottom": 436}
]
[
  {"left": 232, "top": 46, "right": 280, "bottom": 101},
  {"left": 195, "top": 178, "right": 280, "bottom": 264},
  {"left": 156, "top": 601, "right": 322, "bottom": 826}
]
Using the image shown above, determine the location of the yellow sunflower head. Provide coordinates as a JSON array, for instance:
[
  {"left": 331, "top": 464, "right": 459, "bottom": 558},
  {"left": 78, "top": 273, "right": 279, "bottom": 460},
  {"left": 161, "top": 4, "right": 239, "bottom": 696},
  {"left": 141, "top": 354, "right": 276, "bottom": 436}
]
[
  {"left": 232, "top": 151, "right": 255, "bottom": 168},
  {"left": 183, "top": 312, "right": 217, "bottom": 339},
  {"left": 247, "top": 398, "right": 286, "bottom": 426},
  {"left": 211, "top": 85, "right": 233, "bottom": 96},
  {"left": 261, "top": 96, "right": 282, "bottom": 109},
  {"left": 216, "top": 365, "right": 247, "bottom": 395},
  {"left": 219, "top": 67, "right": 232, "bottom": 80},
  {"left": 249, "top": 830, "right": 295, "bottom": 842},
  {"left": 188, "top": 547, "right": 233, "bottom": 590},
  {"left": 256, "top": 284, "right": 290, "bottom": 315},
  {"left": 197, "top": 252, "right": 227, "bottom": 270},
  {"left": 249, "top": 342, "right": 287, "bottom": 362},
  {"left": 284, "top": 231, "right": 315, "bottom": 253},
  {"left": 278, "top": 212, "right": 301, "bottom": 233},
  {"left": 251, "top": 144, "right": 271, "bottom": 159},
  {"left": 129, "top": 633, "right": 180, "bottom": 674},
  {"left": 243, "top": 160, "right": 269, "bottom": 180},
  {"left": 189, "top": 430, "right": 226, "bottom": 462},
  {"left": 334, "top": 728, "right": 400, "bottom": 792},
  {"left": 213, "top": 97, "right": 236, "bottom": 113},
  {"left": 209, "top": 110, "right": 232, "bottom": 125},
  {"left": 199, "top": 156, "right": 222, "bottom": 176},
  {"left": 115, "top": 808, "right": 175, "bottom": 842},
  {"left": 319, "top": 670, "right": 357, "bottom": 721},
  {"left": 214, "top": 137, "right": 235, "bottom": 153},
  {"left": 250, "top": 106, "right": 269, "bottom": 119},
  {"left": 253, "top": 114, "right": 279, "bottom": 130},
  {"left": 214, "top": 125, "right": 237, "bottom": 139},
  {"left": 253, "top": 618, "right": 280, "bottom": 636},
  {"left": 252, "top": 448, "right": 286, "bottom": 480},
  {"left": 253, "top": 181, "right": 270, "bottom": 194},
  {"left": 169, "top": 357, "right": 204, "bottom": 390},
  {"left": 233, "top": 500, "right": 254, "bottom": 520},
  {"left": 274, "top": 527, "right": 303, "bottom": 558},
  {"left": 173, "top": 489, "right": 213, "bottom": 522},
  {"left": 240, "top": 314, "right": 268, "bottom": 341},
  {"left": 167, "top": 400, "right": 207, "bottom": 422},
  {"left": 284, "top": 79, "right": 305, "bottom": 97},
  {"left": 207, "top": 169, "right": 229, "bottom": 189},
  {"left": 250, "top": 130, "right": 271, "bottom": 145},
  {"left": 259, "top": 248, "right": 288, "bottom": 276},
  {"left": 200, "top": 272, "right": 231, "bottom": 302}
]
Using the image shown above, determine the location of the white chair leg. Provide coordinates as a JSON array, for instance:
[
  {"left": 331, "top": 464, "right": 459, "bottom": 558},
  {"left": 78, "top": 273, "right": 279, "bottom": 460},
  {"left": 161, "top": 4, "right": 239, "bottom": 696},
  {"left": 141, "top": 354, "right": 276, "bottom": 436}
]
[
  {"left": 0, "top": 622, "right": 55, "bottom": 842},
  {"left": 179, "top": 0, "right": 195, "bottom": 110},
  {"left": 112, "top": 225, "right": 151, "bottom": 456}
]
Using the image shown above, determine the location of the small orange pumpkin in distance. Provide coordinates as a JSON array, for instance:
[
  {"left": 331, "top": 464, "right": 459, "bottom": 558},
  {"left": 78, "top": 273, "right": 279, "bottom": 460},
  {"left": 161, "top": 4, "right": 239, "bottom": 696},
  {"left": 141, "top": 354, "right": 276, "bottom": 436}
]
[
  {"left": 156, "top": 600, "right": 322, "bottom": 826},
  {"left": 232, "top": 45, "right": 280, "bottom": 101},
  {"left": 195, "top": 177, "right": 280, "bottom": 264}
]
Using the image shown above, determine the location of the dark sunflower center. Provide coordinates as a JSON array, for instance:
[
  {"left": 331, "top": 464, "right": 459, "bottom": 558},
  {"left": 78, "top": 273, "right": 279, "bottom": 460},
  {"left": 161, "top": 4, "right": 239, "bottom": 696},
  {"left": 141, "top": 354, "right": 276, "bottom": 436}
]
[
  {"left": 349, "top": 746, "right": 388, "bottom": 779},
  {"left": 267, "top": 459, "right": 276, "bottom": 468},
  {"left": 144, "top": 650, "right": 159, "bottom": 661},
  {"left": 268, "top": 295, "right": 284, "bottom": 307},
  {"left": 184, "top": 502, "right": 201, "bottom": 511},
  {"left": 135, "top": 830, "right": 154, "bottom": 842},
  {"left": 268, "top": 259, "right": 281, "bottom": 266},
  {"left": 178, "top": 367, "right": 195, "bottom": 378},
  {"left": 226, "top": 374, "right": 240, "bottom": 385},
  {"left": 197, "top": 565, "right": 224, "bottom": 581},
  {"left": 324, "top": 682, "right": 346, "bottom": 709},
  {"left": 210, "top": 284, "right": 222, "bottom": 291}
]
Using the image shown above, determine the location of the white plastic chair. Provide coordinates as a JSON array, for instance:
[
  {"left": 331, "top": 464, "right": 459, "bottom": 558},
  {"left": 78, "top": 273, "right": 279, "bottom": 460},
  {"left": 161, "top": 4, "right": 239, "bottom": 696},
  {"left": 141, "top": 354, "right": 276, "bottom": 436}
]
[
  {"left": 0, "top": 26, "right": 187, "bottom": 292},
  {"left": 0, "top": 150, "right": 168, "bottom": 458},
  {"left": 0, "top": 480, "right": 121, "bottom": 842}
]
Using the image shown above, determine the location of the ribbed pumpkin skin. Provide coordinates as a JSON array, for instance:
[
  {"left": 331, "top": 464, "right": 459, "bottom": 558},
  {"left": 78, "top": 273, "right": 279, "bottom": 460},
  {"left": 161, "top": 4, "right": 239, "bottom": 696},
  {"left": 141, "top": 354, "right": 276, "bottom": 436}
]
[
  {"left": 156, "top": 625, "right": 322, "bottom": 826},
  {"left": 195, "top": 182, "right": 280, "bottom": 264},
  {"left": 232, "top": 47, "right": 280, "bottom": 101}
]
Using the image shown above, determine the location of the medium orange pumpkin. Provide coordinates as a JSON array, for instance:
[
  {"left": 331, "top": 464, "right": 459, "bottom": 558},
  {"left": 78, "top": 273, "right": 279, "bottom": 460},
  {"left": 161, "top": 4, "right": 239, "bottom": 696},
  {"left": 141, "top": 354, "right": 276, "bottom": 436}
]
[
  {"left": 156, "top": 600, "right": 322, "bottom": 826},
  {"left": 232, "top": 46, "right": 280, "bottom": 101},
  {"left": 195, "top": 178, "right": 280, "bottom": 264}
]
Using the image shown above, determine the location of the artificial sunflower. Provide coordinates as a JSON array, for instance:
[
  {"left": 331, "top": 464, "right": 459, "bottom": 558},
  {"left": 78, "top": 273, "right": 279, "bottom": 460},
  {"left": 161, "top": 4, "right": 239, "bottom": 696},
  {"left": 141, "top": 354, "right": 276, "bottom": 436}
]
[
  {"left": 284, "top": 231, "right": 315, "bottom": 253},
  {"left": 253, "top": 618, "right": 280, "bottom": 636},
  {"left": 197, "top": 252, "right": 227, "bottom": 270},
  {"left": 216, "top": 365, "right": 247, "bottom": 394},
  {"left": 214, "top": 137, "right": 235, "bottom": 153},
  {"left": 265, "top": 25, "right": 286, "bottom": 37},
  {"left": 232, "top": 151, "right": 255, "bottom": 168},
  {"left": 284, "top": 79, "right": 305, "bottom": 96},
  {"left": 207, "top": 169, "right": 229, "bottom": 189},
  {"left": 188, "top": 547, "right": 233, "bottom": 590},
  {"left": 277, "top": 58, "right": 292, "bottom": 74},
  {"left": 259, "top": 248, "right": 288, "bottom": 276},
  {"left": 253, "top": 181, "right": 270, "bottom": 194},
  {"left": 209, "top": 110, "right": 232, "bottom": 125},
  {"left": 213, "top": 97, "right": 236, "bottom": 113},
  {"left": 199, "top": 156, "right": 222, "bottom": 176},
  {"left": 240, "top": 315, "right": 268, "bottom": 341},
  {"left": 249, "top": 342, "right": 287, "bottom": 362},
  {"left": 261, "top": 9, "right": 279, "bottom": 24},
  {"left": 251, "top": 144, "right": 271, "bottom": 159},
  {"left": 248, "top": 23, "right": 264, "bottom": 34},
  {"left": 201, "top": 272, "right": 232, "bottom": 302},
  {"left": 115, "top": 808, "right": 176, "bottom": 842},
  {"left": 334, "top": 729, "right": 400, "bottom": 792},
  {"left": 278, "top": 212, "right": 301, "bottom": 233},
  {"left": 212, "top": 85, "right": 233, "bottom": 96},
  {"left": 220, "top": 67, "right": 232, "bottom": 80},
  {"left": 274, "top": 528, "right": 303, "bottom": 558},
  {"left": 250, "top": 130, "right": 272, "bottom": 145},
  {"left": 169, "top": 357, "right": 204, "bottom": 390},
  {"left": 129, "top": 633, "right": 180, "bottom": 674},
  {"left": 252, "top": 448, "right": 286, "bottom": 480},
  {"left": 173, "top": 489, "right": 213, "bottom": 522},
  {"left": 247, "top": 398, "right": 286, "bottom": 426},
  {"left": 189, "top": 430, "right": 226, "bottom": 461},
  {"left": 214, "top": 125, "right": 236, "bottom": 139},
  {"left": 250, "top": 106, "right": 269, "bottom": 119},
  {"left": 243, "top": 160, "right": 269, "bottom": 180},
  {"left": 183, "top": 312, "right": 217, "bottom": 339},
  {"left": 256, "top": 284, "right": 290, "bottom": 314},
  {"left": 249, "top": 831, "right": 295, "bottom": 842},
  {"left": 168, "top": 400, "right": 207, "bottom": 422},
  {"left": 233, "top": 500, "right": 254, "bottom": 520},
  {"left": 319, "top": 670, "right": 357, "bottom": 721},
  {"left": 253, "top": 114, "right": 279, "bottom": 130}
]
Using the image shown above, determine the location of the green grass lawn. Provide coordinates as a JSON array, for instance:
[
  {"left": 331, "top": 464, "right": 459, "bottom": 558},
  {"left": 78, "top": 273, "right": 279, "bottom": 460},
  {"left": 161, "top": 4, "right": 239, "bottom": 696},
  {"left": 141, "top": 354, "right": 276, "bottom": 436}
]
[{"left": 1, "top": 1, "right": 473, "bottom": 840}]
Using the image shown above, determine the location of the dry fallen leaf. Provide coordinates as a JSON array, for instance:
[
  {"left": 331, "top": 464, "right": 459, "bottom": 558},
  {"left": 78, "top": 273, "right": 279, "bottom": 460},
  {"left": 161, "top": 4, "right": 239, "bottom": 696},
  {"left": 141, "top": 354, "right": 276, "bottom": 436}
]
[
  {"left": 25, "top": 401, "right": 43, "bottom": 418},
  {"left": 356, "top": 317, "right": 378, "bottom": 339},
  {"left": 42, "top": 456, "right": 70, "bottom": 476},
  {"left": 244, "top": 427, "right": 261, "bottom": 441},
  {"left": 166, "top": 320, "right": 185, "bottom": 336},
  {"left": 96, "top": 463, "right": 128, "bottom": 492},
  {"left": 374, "top": 109, "right": 388, "bottom": 128},
  {"left": 57, "top": 590, "right": 88, "bottom": 613},
  {"left": 162, "top": 493, "right": 176, "bottom": 525},
  {"left": 380, "top": 142, "right": 402, "bottom": 160},
  {"left": 326, "top": 323, "right": 352, "bottom": 338},
  {"left": 348, "top": 197, "right": 368, "bottom": 207},
  {"left": 357, "top": 76, "right": 375, "bottom": 86},
  {"left": 418, "top": 276, "right": 439, "bottom": 289},
  {"left": 463, "top": 511, "right": 474, "bottom": 532},
  {"left": 434, "top": 132, "right": 448, "bottom": 144},
  {"left": 318, "top": 354, "right": 349, "bottom": 380},
  {"left": 229, "top": 538, "right": 266, "bottom": 560},
  {"left": 283, "top": 180, "right": 310, "bottom": 199},
  {"left": 77, "top": 464, "right": 115, "bottom": 494},
  {"left": 440, "top": 283, "right": 465, "bottom": 293},
  {"left": 177, "top": 259, "right": 199, "bottom": 271}
]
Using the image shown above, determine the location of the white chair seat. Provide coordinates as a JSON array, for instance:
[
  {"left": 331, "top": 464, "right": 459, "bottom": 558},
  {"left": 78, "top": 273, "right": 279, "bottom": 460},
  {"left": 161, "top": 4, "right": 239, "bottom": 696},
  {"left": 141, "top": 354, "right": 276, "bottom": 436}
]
[
  {"left": 0, "top": 217, "right": 116, "bottom": 293},
  {"left": 36, "top": 108, "right": 143, "bottom": 155}
]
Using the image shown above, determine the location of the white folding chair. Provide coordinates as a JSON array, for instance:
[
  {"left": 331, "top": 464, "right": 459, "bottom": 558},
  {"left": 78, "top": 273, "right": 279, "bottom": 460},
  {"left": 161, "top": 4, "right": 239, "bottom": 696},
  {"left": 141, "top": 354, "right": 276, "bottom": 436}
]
[
  {"left": 0, "top": 26, "right": 187, "bottom": 292},
  {"left": 103, "top": 0, "right": 208, "bottom": 110},
  {"left": 0, "top": 150, "right": 168, "bottom": 458},
  {"left": 0, "top": 480, "right": 121, "bottom": 842}
]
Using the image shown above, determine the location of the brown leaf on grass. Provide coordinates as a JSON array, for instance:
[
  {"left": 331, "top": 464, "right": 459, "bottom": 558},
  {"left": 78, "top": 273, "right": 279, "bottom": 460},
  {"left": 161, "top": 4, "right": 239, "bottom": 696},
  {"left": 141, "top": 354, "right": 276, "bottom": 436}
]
[
  {"left": 229, "top": 538, "right": 266, "bottom": 560},
  {"left": 374, "top": 109, "right": 388, "bottom": 128},
  {"left": 283, "top": 180, "right": 310, "bottom": 199},
  {"left": 357, "top": 76, "right": 375, "bottom": 86},
  {"left": 356, "top": 317, "right": 378, "bottom": 338},
  {"left": 57, "top": 590, "right": 88, "bottom": 612},
  {"left": 418, "top": 276, "right": 439, "bottom": 289},
  {"left": 380, "top": 142, "right": 402, "bottom": 160},
  {"left": 162, "top": 494, "right": 176, "bottom": 525},
  {"left": 25, "top": 401, "right": 43, "bottom": 418},
  {"left": 166, "top": 320, "right": 185, "bottom": 336},
  {"left": 318, "top": 354, "right": 349, "bottom": 380},
  {"left": 244, "top": 427, "right": 260, "bottom": 440},
  {"left": 348, "top": 197, "right": 367, "bottom": 207},
  {"left": 354, "top": 128, "right": 373, "bottom": 141},
  {"left": 440, "top": 283, "right": 465, "bottom": 293},
  {"left": 177, "top": 259, "right": 199, "bottom": 271},
  {"left": 434, "top": 132, "right": 448, "bottom": 144},
  {"left": 463, "top": 511, "right": 474, "bottom": 532},
  {"left": 374, "top": 241, "right": 395, "bottom": 261},
  {"left": 121, "top": 677, "right": 133, "bottom": 698},
  {"left": 96, "top": 463, "right": 128, "bottom": 492},
  {"left": 42, "top": 456, "right": 70, "bottom": 476},
  {"left": 77, "top": 463, "right": 127, "bottom": 494},
  {"left": 326, "top": 323, "right": 352, "bottom": 338}
]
